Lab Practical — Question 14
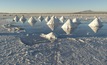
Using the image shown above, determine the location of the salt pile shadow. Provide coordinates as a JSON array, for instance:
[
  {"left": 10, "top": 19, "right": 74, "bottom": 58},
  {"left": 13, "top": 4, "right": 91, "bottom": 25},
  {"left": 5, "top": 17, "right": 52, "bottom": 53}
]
[
  {"left": 19, "top": 33, "right": 57, "bottom": 46},
  {"left": 19, "top": 34, "right": 51, "bottom": 46}
]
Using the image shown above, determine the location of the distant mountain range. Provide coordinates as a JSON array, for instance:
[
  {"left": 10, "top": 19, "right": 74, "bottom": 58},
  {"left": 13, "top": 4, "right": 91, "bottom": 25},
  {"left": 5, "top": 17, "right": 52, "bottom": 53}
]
[
  {"left": 73, "top": 10, "right": 107, "bottom": 14},
  {"left": 0, "top": 10, "right": 107, "bottom": 14}
]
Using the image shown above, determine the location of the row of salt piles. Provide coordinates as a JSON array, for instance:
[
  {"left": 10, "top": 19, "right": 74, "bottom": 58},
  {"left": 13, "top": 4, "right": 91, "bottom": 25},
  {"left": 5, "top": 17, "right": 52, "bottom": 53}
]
[{"left": 13, "top": 15, "right": 103, "bottom": 34}]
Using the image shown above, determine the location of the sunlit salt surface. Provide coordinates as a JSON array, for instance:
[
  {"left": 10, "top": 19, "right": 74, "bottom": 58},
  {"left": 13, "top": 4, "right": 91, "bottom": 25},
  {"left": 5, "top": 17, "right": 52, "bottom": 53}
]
[
  {"left": 61, "top": 19, "right": 75, "bottom": 35},
  {"left": 40, "top": 32, "right": 57, "bottom": 42},
  {"left": 47, "top": 16, "right": 61, "bottom": 31},
  {"left": 28, "top": 16, "right": 37, "bottom": 26},
  {"left": 88, "top": 18, "right": 103, "bottom": 33}
]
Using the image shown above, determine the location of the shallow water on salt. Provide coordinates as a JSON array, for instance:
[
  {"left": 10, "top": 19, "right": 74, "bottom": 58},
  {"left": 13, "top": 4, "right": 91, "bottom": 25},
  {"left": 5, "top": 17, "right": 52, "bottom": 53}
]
[
  {"left": 6, "top": 18, "right": 107, "bottom": 36},
  {"left": 4, "top": 18, "right": 107, "bottom": 45}
]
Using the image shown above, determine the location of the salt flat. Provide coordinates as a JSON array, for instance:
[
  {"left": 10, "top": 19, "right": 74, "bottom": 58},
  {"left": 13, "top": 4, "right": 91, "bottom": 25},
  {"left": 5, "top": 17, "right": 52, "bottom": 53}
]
[{"left": 0, "top": 13, "right": 107, "bottom": 65}]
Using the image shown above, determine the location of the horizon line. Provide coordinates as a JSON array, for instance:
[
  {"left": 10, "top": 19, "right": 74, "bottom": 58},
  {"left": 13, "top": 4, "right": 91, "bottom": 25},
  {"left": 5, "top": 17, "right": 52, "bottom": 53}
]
[{"left": 0, "top": 10, "right": 107, "bottom": 14}]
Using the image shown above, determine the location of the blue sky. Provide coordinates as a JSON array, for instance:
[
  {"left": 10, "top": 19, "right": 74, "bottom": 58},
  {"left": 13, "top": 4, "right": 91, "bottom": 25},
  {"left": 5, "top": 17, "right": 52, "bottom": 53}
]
[{"left": 0, "top": 0, "right": 107, "bottom": 13}]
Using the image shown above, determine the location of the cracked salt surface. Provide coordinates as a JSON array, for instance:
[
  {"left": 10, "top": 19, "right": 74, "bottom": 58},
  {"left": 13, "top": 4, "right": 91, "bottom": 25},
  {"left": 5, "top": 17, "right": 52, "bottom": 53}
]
[{"left": 1, "top": 15, "right": 107, "bottom": 65}]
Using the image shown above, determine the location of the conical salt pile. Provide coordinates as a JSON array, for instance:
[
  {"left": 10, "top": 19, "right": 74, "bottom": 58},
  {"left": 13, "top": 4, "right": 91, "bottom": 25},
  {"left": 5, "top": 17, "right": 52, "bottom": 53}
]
[
  {"left": 47, "top": 16, "right": 61, "bottom": 31},
  {"left": 59, "top": 16, "right": 66, "bottom": 23},
  {"left": 13, "top": 15, "right": 19, "bottom": 22},
  {"left": 45, "top": 16, "right": 50, "bottom": 22},
  {"left": 72, "top": 18, "right": 81, "bottom": 28},
  {"left": 61, "top": 19, "right": 75, "bottom": 35},
  {"left": 19, "top": 15, "right": 26, "bottom": 23},
  {"left": 38, "top": 16, "right": 44, "bottom": 22},
  {"left": 40, "top": 32, "right": 57, "bottom": 42},
  {"left": 28, "top": 17, "right": 37, "bottom": 26},
  {"left": 88, "top": 18, "right": 103, "bottom": 33},
  {"left": 72, "top": 18, "right": 81, "bottom": 25}
]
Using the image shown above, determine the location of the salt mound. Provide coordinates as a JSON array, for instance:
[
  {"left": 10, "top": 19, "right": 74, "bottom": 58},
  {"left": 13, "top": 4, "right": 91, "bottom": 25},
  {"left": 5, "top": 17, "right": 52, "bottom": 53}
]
[
  {"left": 72, "top": 18, "right": 81, "bottom": 29},
  {"left": 88, "top": 18, "right": 103, "bottom": 33},
  {"left": 61, "top": 19, "right": 75, "bottom": 35},
  {"left": 40, "top": 32, "right": 57, "bottom": 42},
  {"left": 45, "top": 16, "right": 50, "bottom": 22},
  {"left": 47, "top": 16, "right": 61, "bottom": 31},
  {"left": 28, "top": 17, "right": 37, "bottom": 26},
  {"left": 72, "top": 18, "right": 81, "bottom": 25},
  {"left": 38, "top": 16, "right": 44, "bottom": 22},
  {"left": 19, "top": 15, "right": 26, "bottom": 23},
  {"left": 59, "top": 16, "right": 66, "bottom": 23},
  {"left": 13, "top": 15, "right": 19, "bottom": 22}
]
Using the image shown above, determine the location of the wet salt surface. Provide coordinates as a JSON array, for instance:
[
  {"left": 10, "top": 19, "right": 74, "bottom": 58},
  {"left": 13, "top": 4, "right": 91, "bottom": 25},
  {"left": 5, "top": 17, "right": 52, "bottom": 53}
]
[
  {"left": 5, "top": 18, "right": 107, "bottom": 36},
  {"left": 2, "top": 18, "right": 107, "bottom": 46},
  {"left": 1, "top": 17, "right": 107, "bottom": 65}
]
